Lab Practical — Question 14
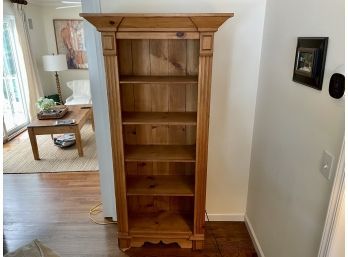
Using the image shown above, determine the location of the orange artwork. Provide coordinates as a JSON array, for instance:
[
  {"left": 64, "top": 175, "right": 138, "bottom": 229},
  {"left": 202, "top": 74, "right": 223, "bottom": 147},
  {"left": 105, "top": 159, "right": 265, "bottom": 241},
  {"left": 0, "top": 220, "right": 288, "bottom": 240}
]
[{"left": 54, "top": 19, "right": 88, "bottom": 69}]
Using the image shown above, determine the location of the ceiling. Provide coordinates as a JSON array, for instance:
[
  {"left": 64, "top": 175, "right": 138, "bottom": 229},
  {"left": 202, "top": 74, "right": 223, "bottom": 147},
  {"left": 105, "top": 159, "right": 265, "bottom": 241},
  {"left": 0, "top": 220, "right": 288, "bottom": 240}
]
[{"left": 28, "top": 0, "right": 81, "bottom": 7}]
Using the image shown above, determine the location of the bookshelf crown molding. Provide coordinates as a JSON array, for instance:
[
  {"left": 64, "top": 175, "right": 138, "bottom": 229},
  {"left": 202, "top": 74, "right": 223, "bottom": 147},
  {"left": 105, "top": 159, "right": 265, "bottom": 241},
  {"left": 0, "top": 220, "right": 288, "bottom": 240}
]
[{"left": 80, "top": 13, "right": 233, "bottom": 32}]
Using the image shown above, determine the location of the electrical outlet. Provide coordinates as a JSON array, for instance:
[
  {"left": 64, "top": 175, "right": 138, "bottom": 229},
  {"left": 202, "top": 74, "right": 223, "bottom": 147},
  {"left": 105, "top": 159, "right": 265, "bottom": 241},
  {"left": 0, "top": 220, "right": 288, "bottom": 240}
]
[{"left": 320, "top": 151, "right": 334, "bottom": 180}]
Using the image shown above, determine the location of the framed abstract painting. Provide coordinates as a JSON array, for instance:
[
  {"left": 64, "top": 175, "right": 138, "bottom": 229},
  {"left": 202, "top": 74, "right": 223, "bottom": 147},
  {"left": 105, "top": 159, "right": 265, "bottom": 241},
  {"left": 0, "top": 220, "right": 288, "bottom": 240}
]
[{"left": 53, "top": 19, "right": 88, "bottom": 70}]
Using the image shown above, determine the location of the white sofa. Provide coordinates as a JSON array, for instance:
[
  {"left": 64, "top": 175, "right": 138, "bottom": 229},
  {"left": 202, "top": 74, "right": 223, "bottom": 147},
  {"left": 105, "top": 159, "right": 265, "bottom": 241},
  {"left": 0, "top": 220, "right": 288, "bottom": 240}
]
[{"left": 65, "top": 80, "right": 92, "bottom": 105}]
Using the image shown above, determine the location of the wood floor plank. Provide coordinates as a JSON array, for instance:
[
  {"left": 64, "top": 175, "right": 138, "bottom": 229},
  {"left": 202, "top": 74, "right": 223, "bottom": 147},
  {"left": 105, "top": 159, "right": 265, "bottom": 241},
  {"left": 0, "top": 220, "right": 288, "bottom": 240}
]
[{"left": 4, "top": 172, "right": 257, "bottom": 257}]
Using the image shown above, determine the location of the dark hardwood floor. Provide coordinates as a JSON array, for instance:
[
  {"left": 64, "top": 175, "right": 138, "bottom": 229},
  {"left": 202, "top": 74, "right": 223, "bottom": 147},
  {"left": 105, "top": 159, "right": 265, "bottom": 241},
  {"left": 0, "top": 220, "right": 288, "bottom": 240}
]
[{"left": 4, "top": 172, "right": 257, "bottom": 257}]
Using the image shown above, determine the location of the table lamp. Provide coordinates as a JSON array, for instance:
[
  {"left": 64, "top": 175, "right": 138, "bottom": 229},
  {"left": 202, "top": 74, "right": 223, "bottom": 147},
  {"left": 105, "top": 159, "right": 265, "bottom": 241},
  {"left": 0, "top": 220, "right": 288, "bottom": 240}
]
[{"left": 42, "top": 54, "right": 68, "bottom": 104}]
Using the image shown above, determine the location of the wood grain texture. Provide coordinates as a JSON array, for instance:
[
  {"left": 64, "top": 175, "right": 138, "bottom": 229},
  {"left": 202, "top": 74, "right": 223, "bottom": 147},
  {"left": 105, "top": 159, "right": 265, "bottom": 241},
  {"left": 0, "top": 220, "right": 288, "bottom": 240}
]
[
  {"left": 79, "top": 15, "right": 123, "bottom": 31},
  {"left": 117, "top": 39, "right": 133, "bottom": 75},
  {"left": 124, "top": 145, "right": 196, "bottom": 162},
  {"left": 125, "top": 162, "right": 195, "bottom": 176},
  {"left": 129, "top": 212, "right": 192, "bottom": 235},
  {"left": 86, "top": 14, "right": 233, "bottom": 250},
  {"left": 116, "top": 32, "right": 199, "bottom": 40},
  {"left": 74, "top": 127, "right": 83, "bottom": 157},
  {"left": 118, "top": 38, "right": 199, "bottom": 182},
  {"left": 119, "top": 75, "right": 198, "bottom": 84},
  {"left": 101, "top": 32, "right": 129, "bottom": 241},
  {"left": 190, "top": 16, "right": 232, "bottom": 31},
  {"left": 118, "top": 17, "right": 196, "bottom": 32},
  {"left": 122, "top": 112, "right": 197, "bottom": 125},
  {"left": 199, "top": 33, "right": 214, "bottom": 56},
  {"left": 117, "top": 37, "right": 201, "bottom": 248},
  {"left": 187, "top": 40, "right": 199, "bottom": 76},
  {"left": 80, "top": 13, "right": 234, "bottom": 32},
  {"left": 102, "top": 32, "right": 117, "bottom": 55},
  {"left": 27, "top": 127, "right": 39, "bottom": 160},
  {"left": 193, "top": 52, "right": 214, "bottom": 248},
  {"left": 127, "top": 195, "right": 193, "bottom": 214},
  {"left": 132, "top": 39, "right": 151, "bottom": 76},
  {"left": 4, "top": 172, "right": 257, "bottom": 257},
  {"left": 127, "top": 175, "right": 194, "bottom": 196}
]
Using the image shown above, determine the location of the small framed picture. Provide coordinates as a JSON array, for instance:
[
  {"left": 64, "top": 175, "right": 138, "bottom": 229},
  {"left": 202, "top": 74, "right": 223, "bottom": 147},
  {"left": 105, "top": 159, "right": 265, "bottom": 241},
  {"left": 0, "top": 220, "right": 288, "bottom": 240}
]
[{"left": 292, "top": 37, "right": 328, "bottom": 90}]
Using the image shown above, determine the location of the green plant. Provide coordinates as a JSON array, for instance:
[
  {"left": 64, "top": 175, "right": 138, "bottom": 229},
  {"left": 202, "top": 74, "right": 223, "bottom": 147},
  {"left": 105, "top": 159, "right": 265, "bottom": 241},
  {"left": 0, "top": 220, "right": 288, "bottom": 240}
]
[{"left": 36, "top": 97, "right": 56, "bottom": 111}]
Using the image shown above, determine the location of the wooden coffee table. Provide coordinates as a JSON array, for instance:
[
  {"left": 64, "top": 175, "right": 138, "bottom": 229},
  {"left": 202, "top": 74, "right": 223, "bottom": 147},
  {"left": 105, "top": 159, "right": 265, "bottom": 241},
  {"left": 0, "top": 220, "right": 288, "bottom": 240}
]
[{"left": 27, "top": 105, "right": 94, "bottom": 160}]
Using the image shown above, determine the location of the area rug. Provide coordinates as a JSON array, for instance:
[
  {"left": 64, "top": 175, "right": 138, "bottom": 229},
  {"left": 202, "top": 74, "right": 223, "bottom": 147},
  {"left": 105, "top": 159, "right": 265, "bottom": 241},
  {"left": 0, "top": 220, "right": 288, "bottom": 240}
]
[
  {"left": 3, "top": 124, "right": 99, "bottom": 174},
  {"left": 4, "top": 239, "right": 60, "bottom": 257}
]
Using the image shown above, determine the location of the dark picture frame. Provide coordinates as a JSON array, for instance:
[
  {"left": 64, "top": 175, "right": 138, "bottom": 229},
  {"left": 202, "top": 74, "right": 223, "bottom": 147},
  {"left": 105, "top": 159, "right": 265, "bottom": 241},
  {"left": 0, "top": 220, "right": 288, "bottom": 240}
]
[
  {"left": 53, "top": 19, "right": 88, "bottom": 70},
  {"left": 293, "top": 37, "right": 328, "bottom": 90}
]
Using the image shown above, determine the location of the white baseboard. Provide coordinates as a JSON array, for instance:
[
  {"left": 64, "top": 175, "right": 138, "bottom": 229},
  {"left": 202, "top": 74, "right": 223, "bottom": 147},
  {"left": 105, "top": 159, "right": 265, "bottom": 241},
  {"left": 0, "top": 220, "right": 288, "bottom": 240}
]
[
  {"left": 205, "top": 213, "right": 245, "bottom": 221},
  {"left": 245, "top": 215, "right": 265, "bottom": 257}
]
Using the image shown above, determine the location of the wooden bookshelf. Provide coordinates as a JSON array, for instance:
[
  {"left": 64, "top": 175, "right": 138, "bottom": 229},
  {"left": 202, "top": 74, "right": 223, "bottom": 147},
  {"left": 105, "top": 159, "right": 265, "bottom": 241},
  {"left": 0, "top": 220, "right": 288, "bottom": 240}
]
[
  {"left": 124, "top": 145, "right": 196, "bottom": 162},
  {"left": 129, "top": 212, "right": 192, "bottom": 235},
  {"left": 81, "top": 12, "right": 232, "bottom": 251},
  {"left": 122, "top": 112, "right": 197, "bottom": 125},
  {"left": 127, "top": 175, "right": 194, "bottom": 196},
  {"left": 119, "top": 75, "right": 198, "bottom": 84}
]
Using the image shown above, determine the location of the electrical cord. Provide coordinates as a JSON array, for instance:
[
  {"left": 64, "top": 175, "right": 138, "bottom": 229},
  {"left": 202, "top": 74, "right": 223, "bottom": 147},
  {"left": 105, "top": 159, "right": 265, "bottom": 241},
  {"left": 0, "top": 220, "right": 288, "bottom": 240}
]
[
  {"left": 89, "top": 204, "right": 220, "bottom": 256},
  {"left": 89, "top": 202, "right": 118, "bottom": 225},
  {"left": 205, "top": 210, "right": 223, "bottom": 257}
]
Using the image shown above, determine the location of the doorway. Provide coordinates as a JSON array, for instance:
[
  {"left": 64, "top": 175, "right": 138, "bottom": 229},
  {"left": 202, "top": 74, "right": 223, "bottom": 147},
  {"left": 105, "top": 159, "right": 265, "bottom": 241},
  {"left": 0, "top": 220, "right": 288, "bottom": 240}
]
[{"left": 3, "top": 15, "right": 30, "bottom": 140}]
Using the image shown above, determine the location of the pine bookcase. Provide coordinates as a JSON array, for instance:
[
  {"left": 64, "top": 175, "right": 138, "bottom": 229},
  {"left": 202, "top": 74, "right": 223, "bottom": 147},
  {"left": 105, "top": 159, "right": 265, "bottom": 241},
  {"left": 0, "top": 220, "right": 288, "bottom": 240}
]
[{"left": 81, "top": 13, "right": 233, "bottom": 251}]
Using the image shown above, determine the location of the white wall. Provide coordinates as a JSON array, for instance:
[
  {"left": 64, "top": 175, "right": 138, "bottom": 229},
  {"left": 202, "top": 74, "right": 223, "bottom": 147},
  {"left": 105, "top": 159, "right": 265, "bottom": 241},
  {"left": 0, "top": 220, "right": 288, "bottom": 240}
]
[
  {"left": 23, "top": 4, "right": 51, "bottom": 96},
  {"left": 246, "top": 0, "right": 345, "bottom": 256},
  {"left": 99, "top": 0, "right": 266, "bottom": 218},
  {"left": 327, "top": 193, "right": 344, "bottom": 257},
  {"left": 81, "top": 0, "right": 116, "bottom": 219},
  {"left": 26, "top": 5, "right": 89, "bottom": 100}
]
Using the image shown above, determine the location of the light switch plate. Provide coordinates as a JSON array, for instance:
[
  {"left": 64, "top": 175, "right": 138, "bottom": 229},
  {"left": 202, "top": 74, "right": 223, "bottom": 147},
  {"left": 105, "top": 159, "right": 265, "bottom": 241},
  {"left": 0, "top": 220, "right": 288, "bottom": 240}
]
[
  {"left": 28, "top": 18, "right": 33, "bottom": 30},
  {"left": 320, "top": 151, "right": 334, "bottom": 180}
]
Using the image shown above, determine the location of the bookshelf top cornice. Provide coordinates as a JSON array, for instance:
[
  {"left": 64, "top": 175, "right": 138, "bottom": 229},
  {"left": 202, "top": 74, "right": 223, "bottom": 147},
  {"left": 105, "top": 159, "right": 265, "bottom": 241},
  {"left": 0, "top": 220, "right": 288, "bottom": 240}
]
[{"left": 80, "top": 13, "right": 234, "bottom": 32}]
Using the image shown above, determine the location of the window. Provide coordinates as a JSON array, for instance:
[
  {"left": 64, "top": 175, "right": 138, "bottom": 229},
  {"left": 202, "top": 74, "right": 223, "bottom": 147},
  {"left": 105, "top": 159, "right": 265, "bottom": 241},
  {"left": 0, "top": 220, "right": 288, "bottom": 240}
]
[{"left": 3, "top": 15, "right": 30, "bottom": 137}]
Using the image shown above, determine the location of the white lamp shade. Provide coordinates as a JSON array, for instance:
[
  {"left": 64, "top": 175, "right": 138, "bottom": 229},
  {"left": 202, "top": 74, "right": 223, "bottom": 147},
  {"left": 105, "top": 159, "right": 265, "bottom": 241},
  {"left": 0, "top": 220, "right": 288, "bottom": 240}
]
[{"left": 42, "top": 54, "right": 68, "bottom": 72}]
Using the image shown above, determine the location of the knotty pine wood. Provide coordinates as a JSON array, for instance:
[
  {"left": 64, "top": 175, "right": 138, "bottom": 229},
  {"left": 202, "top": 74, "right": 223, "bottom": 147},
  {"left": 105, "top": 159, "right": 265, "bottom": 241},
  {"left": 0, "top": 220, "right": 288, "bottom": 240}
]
[
  {"left": 116, "top": 32, "right": 200, "bottom": 40},
  {"left": 119, "top": 75, "right": 198, "bottom": 84},
  {"left": 123, "top": 125, "right": 194, "bottom": 145},
  {"left": 124, "top": 145, "right": 196, "bottom": 162},
  {"left": 118, "top": 17, "right": 197, "bottom": 32},
  {"left": 101, "top": 34, "right": 129, "bottom": 241},
  {"left": 193, "top": 54, "right": 214, "bottom": 249},
  {"left": 4, "top": 172, "right": 257, "bottom": 257},
  {"left": 119, "top": 39, "right": 199, "bottom": 205},
  {"left": 80, "top": 13, "right": 234, "bottom": 33},
  {"left": 125, "top": 162, "right": 195, "bottom": 176},
  {"left": 116, "top": 37, "right": 201, "bottom": 249},
  {"left": 127, "top": 175, "right": 194, "bottom": 196},
  {"left": 127, "top": 195, "right": 193, "bottom": 214},
  {"left": 82, "top": 13, "right": 233, "bottom": 250},
  {"left": 119, "top": 39, "right": 198, "bottom": 148},
  {"left": 122, "top": 112, "right": 197, "bottom": 125},
  {"left": 128, "top": 212, "right": 193, "bottom": 235}
]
